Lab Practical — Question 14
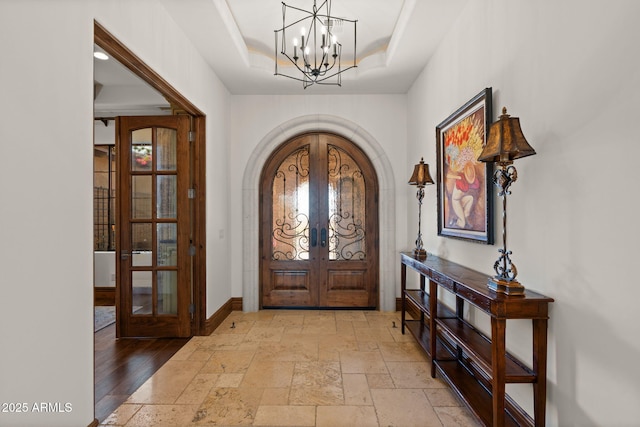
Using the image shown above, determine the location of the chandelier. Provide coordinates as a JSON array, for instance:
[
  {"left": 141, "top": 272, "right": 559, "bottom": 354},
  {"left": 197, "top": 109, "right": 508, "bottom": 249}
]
[{"left": 274, "top": 0, "right": 357, "bottom": 88}]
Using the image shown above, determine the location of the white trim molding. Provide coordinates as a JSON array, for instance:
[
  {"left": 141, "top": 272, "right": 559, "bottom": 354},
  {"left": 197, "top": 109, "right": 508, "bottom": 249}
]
[{"left": 242, "top": 114, "right": 397, "bottom": 312}]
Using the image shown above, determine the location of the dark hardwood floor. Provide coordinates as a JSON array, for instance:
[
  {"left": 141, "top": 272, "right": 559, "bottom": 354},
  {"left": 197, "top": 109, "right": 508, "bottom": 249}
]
[{"left": 94, "top": 322, "right": 190, "bottom": 422}]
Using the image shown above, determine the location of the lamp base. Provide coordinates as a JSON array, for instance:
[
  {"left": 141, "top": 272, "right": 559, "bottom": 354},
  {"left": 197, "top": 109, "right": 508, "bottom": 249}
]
[
  {"left": 413, "top": 248, "right": 427, "bottom": 260},
  {"left": 488, "top": 277, "right": 525, "bottom": 296}
]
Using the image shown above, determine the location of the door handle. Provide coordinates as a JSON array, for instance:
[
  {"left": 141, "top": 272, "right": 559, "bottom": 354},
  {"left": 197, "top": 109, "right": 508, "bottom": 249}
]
[
  {"left": 320, "top": 228, "right": 327, "bottom": 247},
  {"left": 121, "top": 250, "right": 130, "bottom": 260},
  {"left": 311, "top": 228, "right": 318, "bottom": 247}
]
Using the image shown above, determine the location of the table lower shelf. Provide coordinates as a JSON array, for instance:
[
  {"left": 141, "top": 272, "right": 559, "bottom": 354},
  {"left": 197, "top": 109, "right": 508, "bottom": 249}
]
[
  {"left": 435, "top": 360, "right": 533, "bottom": 427},
  {"left": 403, "top": 319, "right": 455, "bottom": 361},
  {"left": 436, "top": 317, "right": 536, "bottom": 383}
]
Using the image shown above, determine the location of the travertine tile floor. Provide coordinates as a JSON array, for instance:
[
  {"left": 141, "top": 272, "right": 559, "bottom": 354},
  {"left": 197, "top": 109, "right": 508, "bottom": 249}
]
[{"left": 99, "top": 310, "right": 480, "bottom": 426}]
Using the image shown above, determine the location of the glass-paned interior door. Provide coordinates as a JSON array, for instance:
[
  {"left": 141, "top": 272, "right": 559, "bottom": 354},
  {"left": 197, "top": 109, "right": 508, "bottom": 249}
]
[{"left": 117, "top": 116, "right": 191, "bottom": 338}]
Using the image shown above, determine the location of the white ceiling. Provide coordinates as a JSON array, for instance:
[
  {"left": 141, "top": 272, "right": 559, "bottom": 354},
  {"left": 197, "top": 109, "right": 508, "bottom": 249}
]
[
  {"left": 93, "top": 46, "right": 172, "bottom": 117},
  {"left": 94, "top": 0, "right": 469, "bottom": 115}
]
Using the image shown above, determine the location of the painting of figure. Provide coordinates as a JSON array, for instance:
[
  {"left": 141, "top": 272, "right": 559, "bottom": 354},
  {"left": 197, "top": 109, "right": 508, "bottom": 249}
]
[{"left": 436, "top": 88, "right": 493, "bottom": 244}]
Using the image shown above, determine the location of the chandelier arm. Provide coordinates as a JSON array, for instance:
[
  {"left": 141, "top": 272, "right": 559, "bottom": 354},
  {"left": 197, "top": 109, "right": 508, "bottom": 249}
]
[
  {"left": 277, "top": 17, "right": 313, "bottom": 32},
  {"left": 274, "top": 73, "right": 312, "bottom": 83},
  {"left": 276, "top": 43, "right": 316, "bottom": 79},
  {"left": 289, "top": 55, "right": 320, "bottom": 77},
  {"left": 311, "top": 66, "right": 356, "bottom": 84},
  {"left": 313, "top": 59, "right": 352, "bottom": 81},
  {"left": 316, "top": 0, "right": 330, "bottom": 11},
  {"left": 353, "top": 20, "right": 357, "bottom": 65},
  {"left": 281, "top": 4, "right": 315, "bottom": 18},
  {"left": 274, "top": 31, "right": 279, "bottom": 76},
  {"left": 275, "top": 64, "right": 354, "bottom": 85}
]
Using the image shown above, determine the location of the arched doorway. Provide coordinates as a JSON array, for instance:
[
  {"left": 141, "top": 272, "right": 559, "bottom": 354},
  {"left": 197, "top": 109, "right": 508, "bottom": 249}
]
[
  {"left": 242, "top": 115, "right": 397, "bottom": 312},
  {"left": 260, "top": 133, "right": 379, "bottom": 308}
]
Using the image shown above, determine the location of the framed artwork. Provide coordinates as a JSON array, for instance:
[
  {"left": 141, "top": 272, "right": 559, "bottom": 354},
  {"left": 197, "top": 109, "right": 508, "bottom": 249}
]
[{"left": 436, "top": 88, "right": 494, "bottom": 244}]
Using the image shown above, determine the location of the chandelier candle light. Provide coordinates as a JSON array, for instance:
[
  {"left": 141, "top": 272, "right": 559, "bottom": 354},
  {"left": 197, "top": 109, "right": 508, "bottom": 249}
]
[
  {"left": 478, "top": 107, "right": 536, "bottom": 296},
  {"left": 408, "top": 158, "right": 435, "bottom": 259},
  {"left": 274, "top": 0, "right": 357, "bottom": 88}
]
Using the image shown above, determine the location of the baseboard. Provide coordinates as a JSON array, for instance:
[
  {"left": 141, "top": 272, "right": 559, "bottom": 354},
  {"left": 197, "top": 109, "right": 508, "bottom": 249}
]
[
  {"left": 203, "top": 297, "right": 243, "bottom": 336},
  {"left": 94, "top": 287, "right": 115, "bottom": 306},
  {"left": 231, "top": 297, "right": 243, "bottom": 311}
]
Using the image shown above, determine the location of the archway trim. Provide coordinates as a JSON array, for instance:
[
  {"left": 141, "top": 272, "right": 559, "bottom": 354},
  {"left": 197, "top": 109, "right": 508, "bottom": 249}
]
[{"left": 242, "top": 114, "right": 397, "bottom": 312}]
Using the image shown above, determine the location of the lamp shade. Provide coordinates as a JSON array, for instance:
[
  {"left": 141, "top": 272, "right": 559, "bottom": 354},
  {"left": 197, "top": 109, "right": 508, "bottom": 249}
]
[
  {"left": 478, "top": 107, "right": 536, "bottom": 164},
  {"left": 408, "top": 158, "right": 434, "bottom": 186}
]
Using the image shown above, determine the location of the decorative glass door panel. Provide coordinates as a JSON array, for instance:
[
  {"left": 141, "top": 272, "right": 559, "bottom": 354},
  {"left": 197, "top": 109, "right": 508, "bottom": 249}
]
[
  {"left": 261, "top": 133, "right": 378, "bottom": 308},
  {"left": 328, "top": 145, "right": 366, "bottom": 261},
  {"left": 117, "top": 116, "right": 191, "bottom": 338},
  {"left": 271, "top": 146, "right": 310, "bottom": 261}
]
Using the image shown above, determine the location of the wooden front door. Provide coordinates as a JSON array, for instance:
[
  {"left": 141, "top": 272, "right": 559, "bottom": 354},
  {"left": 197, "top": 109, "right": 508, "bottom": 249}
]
[
  {"left": 116, "top": 116, "right": 191, "bottom": 337},
  {"left": 260, "top": 133, "right": 379, "bottom": 308}
]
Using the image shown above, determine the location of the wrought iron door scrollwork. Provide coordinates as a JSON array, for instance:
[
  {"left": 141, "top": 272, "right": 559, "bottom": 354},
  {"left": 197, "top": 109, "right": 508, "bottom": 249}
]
[
  {"left": 271, "top": 147, "right": 310, "bottom": 260},
  {"left": 328, "top": 145, "right": 366, "bottom": 261},
  {"left": 272, "top": 212, "right": 310, "bottom": 260}
]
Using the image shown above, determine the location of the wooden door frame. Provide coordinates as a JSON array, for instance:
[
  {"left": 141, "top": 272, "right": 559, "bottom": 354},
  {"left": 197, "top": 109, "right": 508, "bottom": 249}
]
[
  {"left": 259, "top": 132, "right": 380, "bottom": 309},
  {"left": 95, "top": 21, "right": 207, "bottom": 336}
]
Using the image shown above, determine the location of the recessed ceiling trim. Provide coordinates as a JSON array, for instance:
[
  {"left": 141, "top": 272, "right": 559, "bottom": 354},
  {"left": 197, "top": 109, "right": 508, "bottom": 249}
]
[
  {"left": 213, "top": 0, "right": 251, "bottom": 68},
  {"left": 385, "top": 0, "right": 416, "bottom": 66},
  {"left": 157, "top": 0, "right": 470, "bottom": 94}
]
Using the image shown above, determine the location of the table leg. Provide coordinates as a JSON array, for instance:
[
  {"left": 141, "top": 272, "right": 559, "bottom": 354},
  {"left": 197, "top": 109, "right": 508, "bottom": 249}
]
[
  {"left": 401, "top": 263, "right": 406, "bottom": 334},
  {"left": 429, "top": 279, "right": 437, "bottom": 378},
  {"left": 420, "top": 274, "right": 426, "bottom": 324},
  {"left": 491, "top": 317, "right": 506, "bottom": 427},
  {"left": 533, "top": 318, "right": 548, "bottom": 427}
]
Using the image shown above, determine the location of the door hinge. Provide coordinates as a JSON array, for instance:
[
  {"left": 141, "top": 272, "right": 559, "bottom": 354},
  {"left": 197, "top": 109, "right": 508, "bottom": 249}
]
[
  {"left": 189, "top": 245, "right": 196, "bottom": 256},
  {"left": 189, "top": 303, "right": 195, "bottom": 314},
  {"left": 188, "top": 188, "right": 196, "bottom": 199},
  {"left": 188, "top": 130, "right": 195, "bottom": 142}
]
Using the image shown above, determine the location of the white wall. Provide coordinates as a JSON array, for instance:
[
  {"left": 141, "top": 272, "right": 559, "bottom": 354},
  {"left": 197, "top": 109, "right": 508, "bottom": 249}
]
[
  {"left": 0, "top": 1, "right": 229, "bottom": 425},
  {"left": 0, "top": 2, "right": 94, "bottom": 426},
  {"left": 407, "top": 0, "right": 640, "bottom": 425},
  {"left": 228, "top": 95, "right": 409, "bottom": 309}
]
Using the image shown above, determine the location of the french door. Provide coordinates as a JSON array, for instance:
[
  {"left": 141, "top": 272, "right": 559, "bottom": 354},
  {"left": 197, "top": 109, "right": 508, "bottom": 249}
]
[
  {"left": 260, "top": 133, "right": 379, "bottom": 308},
  {"left": 116, "top": 116, "right": 191, "bottom": 337}
]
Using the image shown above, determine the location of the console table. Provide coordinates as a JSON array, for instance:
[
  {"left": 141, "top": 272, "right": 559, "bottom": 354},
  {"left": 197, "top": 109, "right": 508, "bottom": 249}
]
[{"left": 400, "top": 252, "right": 553, "bottom": 427}]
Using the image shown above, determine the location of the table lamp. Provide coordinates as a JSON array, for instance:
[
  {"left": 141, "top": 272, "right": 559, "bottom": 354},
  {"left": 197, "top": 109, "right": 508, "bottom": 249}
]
[
  {"left": 408, "top": 158, "right": 435, "bottom": 259},
  {"left": 478, "top": 107, "right": 536, "bottom": 295}
]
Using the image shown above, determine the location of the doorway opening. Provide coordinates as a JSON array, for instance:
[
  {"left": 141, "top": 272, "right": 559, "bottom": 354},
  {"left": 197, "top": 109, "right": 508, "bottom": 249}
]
[
  {"left": 93, "top": 21, "right": 206, "bottom": 421},
  {"left": 242, "top": 115, "right": 398, "bottom": 312},
  {"left": 94, "top": 21, "right": 207, "bottom": 335},
  {"left": 260, "top": 132, "right": 379, "bottom": 309}
]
